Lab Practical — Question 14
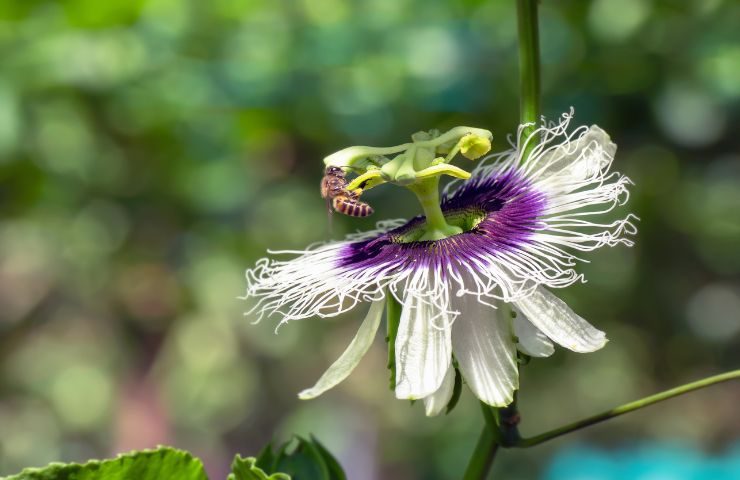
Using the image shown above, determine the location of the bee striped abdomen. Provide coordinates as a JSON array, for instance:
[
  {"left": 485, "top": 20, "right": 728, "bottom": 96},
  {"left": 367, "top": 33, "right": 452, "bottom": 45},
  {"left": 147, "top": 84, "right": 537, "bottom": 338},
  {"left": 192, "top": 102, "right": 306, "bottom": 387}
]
[
  {"left": 321, "top": 166, "right": 374, "bottom": 218},
  {"left": 333, "top": 196, "right": 374, "bottom": 217}
]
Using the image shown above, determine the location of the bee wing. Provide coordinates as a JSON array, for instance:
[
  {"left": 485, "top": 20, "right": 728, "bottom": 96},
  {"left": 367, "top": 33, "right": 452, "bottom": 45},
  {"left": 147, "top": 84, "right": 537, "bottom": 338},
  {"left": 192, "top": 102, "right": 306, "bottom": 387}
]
[{"left": 326, "top": 198, "right": 335, "bottom": 236}]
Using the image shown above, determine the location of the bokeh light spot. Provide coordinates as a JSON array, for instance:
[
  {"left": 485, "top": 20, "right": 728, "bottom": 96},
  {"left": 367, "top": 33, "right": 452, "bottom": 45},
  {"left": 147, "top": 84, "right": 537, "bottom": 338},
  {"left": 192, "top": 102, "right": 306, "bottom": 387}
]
[
  {"left": 405, "top": 27, "right": 461, "bottom": 88},
  {"left": 0, "top": 82, "right": 20, "bottom": 158},
  {"left": 51, "top": 364, "right": 114, "bottom": 430},
  {"left": 588, "top": 0, "right": 650, "bottom": 43},
  {"left": 654, "top": 83, "right": 727, "bottom": 147},
  {"left": 686, "top": 283, "right": 740, "bottom": 342}
]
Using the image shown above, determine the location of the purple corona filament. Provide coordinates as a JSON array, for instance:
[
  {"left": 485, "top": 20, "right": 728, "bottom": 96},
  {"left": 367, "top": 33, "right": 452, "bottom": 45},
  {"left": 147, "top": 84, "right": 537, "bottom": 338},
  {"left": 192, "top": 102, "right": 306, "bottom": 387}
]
[{"left": 339, "top": 170, "right": 547, "bottom": 274}]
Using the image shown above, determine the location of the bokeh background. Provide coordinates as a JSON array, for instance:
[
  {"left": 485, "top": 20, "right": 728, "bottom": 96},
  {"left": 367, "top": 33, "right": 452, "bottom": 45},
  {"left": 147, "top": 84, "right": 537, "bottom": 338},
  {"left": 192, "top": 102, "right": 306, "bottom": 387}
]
[{"left": 1, "top": 0, "right": 739, "bottom": 478}]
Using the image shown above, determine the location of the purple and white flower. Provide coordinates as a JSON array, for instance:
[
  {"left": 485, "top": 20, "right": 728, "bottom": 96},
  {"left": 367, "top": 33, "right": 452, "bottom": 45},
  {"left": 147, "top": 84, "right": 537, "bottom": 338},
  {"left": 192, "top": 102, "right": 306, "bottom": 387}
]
[{"left": 243, "top": 112, "right": 637, "bottom": 415}]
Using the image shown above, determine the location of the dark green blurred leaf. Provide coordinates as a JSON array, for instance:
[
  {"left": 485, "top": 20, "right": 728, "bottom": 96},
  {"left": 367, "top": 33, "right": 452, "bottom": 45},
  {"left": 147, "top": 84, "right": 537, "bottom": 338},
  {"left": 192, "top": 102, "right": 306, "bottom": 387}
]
[
  {"left": 310, "top": 436, "right": 346, "bottom": 480},
  {"left": 254, "top": 444, "right": 277, "bottom": 473},
  {"left": 273, "top": 437, "right": 328, "bottom": 480},
  {"left": 228, "top": 455, "right": 290, "bottom": 480},
  {"left": 254, "top": 437, "right": 346, "bottom": 480},
  {"left": 1, "top": 447, "right": 207, "bottom": 480}
]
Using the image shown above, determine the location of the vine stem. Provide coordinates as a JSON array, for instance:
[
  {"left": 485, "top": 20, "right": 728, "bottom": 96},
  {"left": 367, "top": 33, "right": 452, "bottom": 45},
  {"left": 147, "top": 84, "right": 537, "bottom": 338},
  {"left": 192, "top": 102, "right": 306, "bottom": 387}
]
[
  {"left": 464, "top": 2, "right": 738, "bottom": 480},
  {"left": 463, "top": 404, "right": 502, "bottom": 480},
  {"left": 516, "top": 369, "right": 740, "bottom": 447},
  {"left": 462, "top": 1, "right": 541, "bottom": 477},
  {"left": 517, "top": 0, "right": 541, "bottom": 157},
  {"left": 464, "top": 370, "right": 740, "bottom": 479}
]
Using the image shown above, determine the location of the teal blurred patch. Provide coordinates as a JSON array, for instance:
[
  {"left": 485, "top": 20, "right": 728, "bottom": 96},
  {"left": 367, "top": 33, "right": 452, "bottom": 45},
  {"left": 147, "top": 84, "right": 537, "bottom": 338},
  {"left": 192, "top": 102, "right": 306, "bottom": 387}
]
[{"left": 544, "top": 443, "right": 740, "bottom": 480}]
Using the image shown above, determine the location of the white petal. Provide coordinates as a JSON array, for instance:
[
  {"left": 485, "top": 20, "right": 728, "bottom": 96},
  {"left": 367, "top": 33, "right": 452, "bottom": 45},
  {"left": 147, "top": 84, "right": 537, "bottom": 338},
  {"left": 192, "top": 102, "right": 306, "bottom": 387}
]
[
  {"left": 394, "top": 295, "right": 452, "bottom": 400},
  {"left": 451, "top": 298, "right": 518, "bottom": 407},
  {"left": 513, "top": 315, "right": 554, "bottom": 358},
  {"left": 298, "top": 300, "right": 385, "bottom": 399},
  {"left": 536, "top": 125, "right": 615, "bottom": 185},
  {"left": 513, "top": 286, "right": 607, "bottom": 353},
  {"left": 423, "top": 365, "right": 455, "bottom": 417},
  {"left": 244, "top": 218, "right": 408, "bottom": 322}
]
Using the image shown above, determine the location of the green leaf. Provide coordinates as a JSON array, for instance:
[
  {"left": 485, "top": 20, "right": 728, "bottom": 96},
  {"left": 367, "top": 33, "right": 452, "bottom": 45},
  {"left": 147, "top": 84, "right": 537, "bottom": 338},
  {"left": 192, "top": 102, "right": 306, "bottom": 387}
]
[
  {"left": 228, "top": 455, "right": 290, "bottom": 480},
  {"left": 254, "top": 444, "right": 276, "bottom": 472},
  {"left": 273, "top": 437, "right": 328, "bottom": 480},
  {"left": 446, "top": 366, "right": 463, "bottom": 415},
  {"left": 252, "top": 436, "right": 346, "bottom": 480},
  {"left": 309, "top": 437, "right": 346, "bottom": 480},
  {"left": 1, "top": 447, "right": 207, "bottom": 480}
]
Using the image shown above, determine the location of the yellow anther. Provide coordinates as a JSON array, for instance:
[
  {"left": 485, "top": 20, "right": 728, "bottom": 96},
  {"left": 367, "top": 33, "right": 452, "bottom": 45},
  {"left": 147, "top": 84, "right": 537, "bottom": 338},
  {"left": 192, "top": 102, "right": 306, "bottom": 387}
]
[
  {"left": 415, "top": 163, "right": 472, "bottom": 181},
  {"left": 459, "top": 134, "right": 492, "bottom": 160}
]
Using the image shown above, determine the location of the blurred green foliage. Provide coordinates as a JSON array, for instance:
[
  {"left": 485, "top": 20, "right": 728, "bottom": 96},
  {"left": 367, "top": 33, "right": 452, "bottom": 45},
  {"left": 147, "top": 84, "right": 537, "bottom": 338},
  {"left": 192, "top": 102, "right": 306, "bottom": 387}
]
[
  {"left": 248, "top": 436, "right": 345, "bottom": 480},
  {"left": 0, "top": 0, "right": 738, "bottom": 479},
  {"left": 229, "top": 455, "right": 290, "bottom": 480},
  {"left": 3, "top": 447, "right": 207, "bottom": 480},
  {"left": 1, "top": 441, "right": 344, "bottom": 480}
]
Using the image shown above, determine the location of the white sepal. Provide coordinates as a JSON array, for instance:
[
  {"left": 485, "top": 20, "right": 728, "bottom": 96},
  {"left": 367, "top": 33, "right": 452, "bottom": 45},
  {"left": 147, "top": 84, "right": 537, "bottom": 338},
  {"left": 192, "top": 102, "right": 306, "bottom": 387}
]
[
  {"left": 394, "top": 295, "right": 453, "bottom": 400},
  {"left": 451, "top": 298, "right": 518, "bottom": 407},
  {"left": 423, "top": 364, "right": 456, "bottom": 417},
  {"left": 513, "top": 314, "right": 555, "bottom": 358},
  {"left": 298, "top": 299, "right": 385, "bottom": 400},
  {"left": 513, "top": 286, "right": 607, "bottom": 353}
]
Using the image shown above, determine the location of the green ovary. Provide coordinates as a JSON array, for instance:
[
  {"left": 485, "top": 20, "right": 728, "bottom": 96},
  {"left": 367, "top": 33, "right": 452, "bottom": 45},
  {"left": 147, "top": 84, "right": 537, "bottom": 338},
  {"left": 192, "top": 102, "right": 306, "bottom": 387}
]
[
  {"left": 395, "top": 208, "right": 487, "bottom": 244},
  {"left": 407, "top": 178, "right": 462, "bottom": 241}
]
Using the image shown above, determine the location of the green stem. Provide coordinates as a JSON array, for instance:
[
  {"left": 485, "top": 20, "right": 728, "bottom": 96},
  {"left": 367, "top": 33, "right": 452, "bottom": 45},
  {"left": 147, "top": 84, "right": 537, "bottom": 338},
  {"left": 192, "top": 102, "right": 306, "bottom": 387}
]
[
  {"left": 516, "top": 369, "right": 740, "bottom": 447},
  {"left": 407, "top": 178, "right": 463, "bottom": 241},
  {"left": 497, "top": 392, "right": 522, "bottom": 447},
  {"left": 476, "top": 0, "right": 539, "bottom": 459},
  {"left": 385, "top": 294, "right": 402, "bottom": 391},
  {"left": 463, "top": 404, "right": 502, "bottom": 480},
  {"left": 517, "top": 0, "right": 541, "bottom": 161},
  {"left": 497, "top": 304, "right": 522, "bottom": 447},
  {"left": 464, "top": 2, "right": 542, "bottom": 473},
  {"left": 463, "top": 2, "right": 542, "bottom": 477}
]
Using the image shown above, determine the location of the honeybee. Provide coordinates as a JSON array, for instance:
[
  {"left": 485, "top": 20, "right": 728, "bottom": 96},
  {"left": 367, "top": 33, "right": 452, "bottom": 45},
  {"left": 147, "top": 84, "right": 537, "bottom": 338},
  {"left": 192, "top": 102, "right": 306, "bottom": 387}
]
[{"left": 320, "top": 166, "right": 374, "bottom": 217}]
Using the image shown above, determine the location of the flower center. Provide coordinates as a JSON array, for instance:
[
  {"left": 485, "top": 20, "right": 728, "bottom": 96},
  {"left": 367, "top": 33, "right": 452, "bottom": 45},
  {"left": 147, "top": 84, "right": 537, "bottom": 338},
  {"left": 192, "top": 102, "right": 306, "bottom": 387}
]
[{"left": 393, "top": 208, "right": 487, "bottom": 244}]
